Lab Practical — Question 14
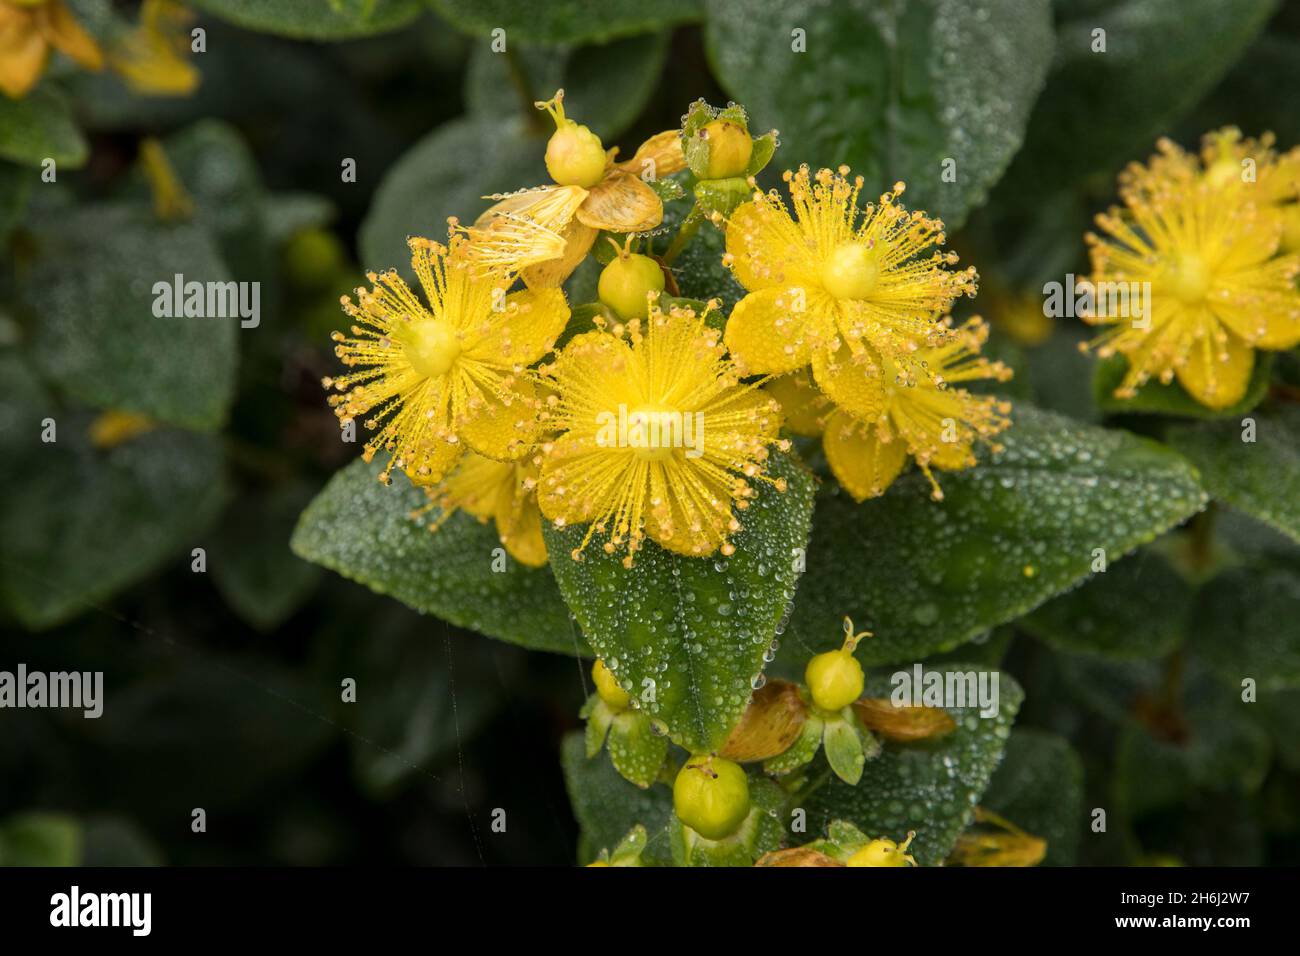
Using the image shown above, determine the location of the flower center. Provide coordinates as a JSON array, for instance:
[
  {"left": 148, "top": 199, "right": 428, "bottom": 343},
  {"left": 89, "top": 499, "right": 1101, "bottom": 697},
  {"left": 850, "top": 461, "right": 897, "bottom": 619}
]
[
  {"left": 1167, "top": 254, "right": 1212, "bottom": 305},
  {"left": 627, "top": 405, "right": 680, "bottom": 462},
  {"left": 403, "top": 321, "right": 461, "bottom": 379},
  {"left": 821, "top": 242, "right": 880, "bottom": 300}
]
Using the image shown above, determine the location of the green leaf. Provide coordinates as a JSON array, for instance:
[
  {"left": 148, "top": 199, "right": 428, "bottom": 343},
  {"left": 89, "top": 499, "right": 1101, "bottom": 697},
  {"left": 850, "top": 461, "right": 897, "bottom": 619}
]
[
  {"left": 803, "top": 665, "right": 1023, "bottom": 866},
  {"left": 1093, "top": 353, "right": 1274, "bottom": 420},
  {"left": 1191, "top": 563, "right": 1300, "bottom": 691},
  {"left": 0, "top": 86, "right": 88, "bottom": 168},
  {"left": 1006, "top": 0, "right": 1277, "bottom": 199},
  {"left": 0, "top": 161, "right": 31, "bottom": 244},
  {"left": 291, "top": 456, "right": 582, "bottom": 655},
  {"left": 466, "top": 33, "right": 669, "bottom": 141},
  {"left": 782, "top": 406, "right": 1206, "bottom": 667},
  {"left": 0, "top": 353, "right": 229, "bottom": 629},
  {"left": 1168, "top": 406, "right": 1300, "bottom": 546},
  {"left": 210, "top": 482, "right": 322, "bottom": 631},
  {"left": 704, "top": 0, "right": 1053, "bottom": 227},
  {"left": 979, "top": 729, "right": 1083, "bottom": 866},
  {"left": 1021, "top": 549, "right": 1190, "bottom": 659},
  {"left": 822, "top": 715, "right": 866, "bottom": 785},
  {"left": 0, "top": 813, "right": 81, "bottom": 866},
  {"left": 360, "top": 117, "right": 547, "bottom": 276},
  {"left": 431, "top": 0, "right": 702, "bottom": 44},
  {"left": 188, "top": 0, "right": 424, "bottom": 39},
  {"left": 24, "top": 202, "right": 239, "bottom": 430},
  {"left": 607, "top": 710, "right": 671, "bottom": 788},
  {"left": 543, "top": 451, "right": 815, "bottom": 752},
  {"left": 561, "top": 732, "right": 675, "bottom": 865}
]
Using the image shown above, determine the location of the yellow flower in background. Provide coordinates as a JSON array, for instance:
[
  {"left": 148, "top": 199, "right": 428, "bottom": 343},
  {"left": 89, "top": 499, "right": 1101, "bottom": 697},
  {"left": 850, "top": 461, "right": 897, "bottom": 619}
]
[
  {"left": 537, "top": 299, "right": 786, "bottom": 566},
  {"left": 110, "top": 0, "right": 200, "bottom": 97},
  {"left": 324, "top": 232, "right": 570, "bottom": 486},
  {"left": 0, "top": 0, "right": 103, "bottom": 99},
  {"left": 1201, "top": 126, "right": 1300, "bottom": 253},
  {"left": 1084, "top": 136, "right": 1300, "bottom": 409},
  {"left": 88, "top": 409, "right": 155, "bottom": 448},
  {"left": 469, "top": 89, "right": 686, "bottom": 287},
  {"left": 723, "top": 165, "right": 977, "bottom": 422},
  {"left": 422, "top": 451, "right": 548, "bottom": 568},
  {"left": 770, "top": 319, "right": 1011, "bottom": 501}
]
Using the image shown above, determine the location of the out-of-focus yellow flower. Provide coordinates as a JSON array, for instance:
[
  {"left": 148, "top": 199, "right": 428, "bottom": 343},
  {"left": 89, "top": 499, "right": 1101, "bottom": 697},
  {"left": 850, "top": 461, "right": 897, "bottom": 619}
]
[
  {"left": 88, "top": 410, "right": 155, "bottom": 448},
  {"left": 1201, "top": 126, "right": 1300, "bottom": 254},
  {"left": 0, "top": 0, "right": 103, "bottom": 99},
  {"left": 537, "top": 299, "right": 785, "bottom": 566},
  {"left": 1084, "top": 136, "right": 1300, "bottom": 409},
  {"left": 469, "top": 89, "right": 686, "bottom": 287},
  {"left": 110, "top": 0, "right": 200, "bottom": 97},
  {"left": 324, "top": 232, "right": 570, "bottom": 486},
  {"left": 422, "top": 451, "right": 548, "bottom": 568},
  {"left": 986, "top": 286, "right": 1053, "bottom": 348},
  {"left": 722, "top": 165, "right": 977, "bottom": 423},
  {"left": 772, "top": 319, "right": 1011, "bottom": 501}
]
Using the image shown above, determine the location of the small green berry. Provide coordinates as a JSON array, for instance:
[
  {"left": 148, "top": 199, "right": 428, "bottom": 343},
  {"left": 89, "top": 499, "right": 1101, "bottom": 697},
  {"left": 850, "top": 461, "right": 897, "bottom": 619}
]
[
  {"left": 846, "top": 833, "right": 916, "bottom": 867},
  {"left": 673, "top": 754, "right": 750, "bottom": 840},
  {"left": 805, "top": 616, "right": 869, "bottom": 711},
  {"left": 598, "top": 249, "right": 665, "bottom": 320}
]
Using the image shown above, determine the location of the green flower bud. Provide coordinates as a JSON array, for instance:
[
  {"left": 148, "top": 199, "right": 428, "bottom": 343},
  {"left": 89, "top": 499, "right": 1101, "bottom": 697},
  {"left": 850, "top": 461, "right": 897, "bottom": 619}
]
[
  {"left": 804, "top": 616, "right": 868, "bottom": 711},
  {"left": 673, "top": 754, "right": 750, "bottom": 841},
  {"left": 538, "top": 89, "right": 607, "bottom": 188},
  {"left": 697, "top": 119, "right": 753, "bottom": 179}
]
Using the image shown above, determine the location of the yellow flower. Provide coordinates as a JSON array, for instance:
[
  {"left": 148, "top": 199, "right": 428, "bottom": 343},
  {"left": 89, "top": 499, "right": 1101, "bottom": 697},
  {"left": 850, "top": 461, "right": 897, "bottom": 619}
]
[
  {"left": 771, "top": 319, "right": 1011, "bottom": 501},
  {"left": 422, "top": 450, "right": 548, "bottom": 568},
  {"left": 109, "top": 0, "right": 200, "bottom": 97},
  {"left": 88, "top": 409, "right": 155, "bottom": 448},
  {"left": 324, "top": 232, "right": 570, "bottom": 486},
  {"left": 469, "top": 89, "right": 686, "bottom": 288},
  {"left": 1201, "top": 126, "right": 1300, "bottom": 254},
  {"left": 722, "top": 165, "right": 977, "bottom": 422},
  {"left": 0, "top": 0, "right": 103, "bottom": 99},
  {"left": 537, "top": 299, "right": 786, "bottom": 566},
  {"left": 1084, "top": 136, "right": 1300, "bottom": 409}
]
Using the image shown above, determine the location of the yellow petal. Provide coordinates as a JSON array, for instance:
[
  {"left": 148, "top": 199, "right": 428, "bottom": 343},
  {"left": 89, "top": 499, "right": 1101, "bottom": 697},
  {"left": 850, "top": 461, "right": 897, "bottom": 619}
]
[
  {"left": 462, "top": 286, "right": 570, "bottom": 366},
  {"left": 764, "top": 371, "right": 828, "bottom": 437},
  {"left": 725, "top": 287, "right": 827, "bottom": 376},
  {"left": 521, "top": 218, "right": 597, "bottom": 289},
  {"left": 456, "top": 373, "right": 539, "bottom": 461},
  {"left": 575, "top": 170, "right": 663, "bottom": 233},
  {"left": 40, "top": 0, "right": 102, "bottom": 71},
  {"left": 1175, "top": 329, "right": 1255, "bottom": 409},
  {"left": 823, "top": 409, "right": 907, "bottom": 501},
  {"left": 400, "top": 439, "right": 465, "bottom": 488},
  {"left": 473, "top": 184, "right": 586, "bottom": 231},
  {"left": 0, "top": 11, "right": 48, "bottom": 98},
  {"left": 725, "top": 198, "right": 817, "bottom": 292},
  {"left": 811, "top": 339, "right": 887, "bottom": 422},
  {"left": 498, "top": 492, "right": 548, "bottom": 568},
  {"left": 615, "top": 129, "right": 686, "bottom": 179}
]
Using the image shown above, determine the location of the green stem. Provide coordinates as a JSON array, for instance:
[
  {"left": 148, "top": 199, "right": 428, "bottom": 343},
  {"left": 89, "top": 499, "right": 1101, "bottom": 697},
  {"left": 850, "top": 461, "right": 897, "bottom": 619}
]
[
  {"left": 661, "top": 207, "right": 703, "bottom": 266},
  {"left": 503, "top": 47, "right": 547, "bottom": 137}
]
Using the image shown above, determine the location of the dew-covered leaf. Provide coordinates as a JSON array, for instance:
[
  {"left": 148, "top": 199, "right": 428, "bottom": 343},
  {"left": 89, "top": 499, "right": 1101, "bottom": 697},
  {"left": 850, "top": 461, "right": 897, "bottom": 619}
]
[
  {"left": 23, "top": 202, "right": 238, "bottom": 430},
  {"left": 291, "top": 456, "right": 582, "bottom": 655},
  {"left": 359, "top": 117, "right": 547, "bottom": 276},
  {"left": 1191, "top": 563, "right": 1300, "bottom": 691},
  {"left": 466, "top": 32, "right": 668, "bottom": 141},
  {"left": 781, "top": 406, "right": 1206, "bottom": 667},
  {"left": 188, "top": 0, "right": 424, "bottom": 39},
  {"left": 543, "top": 452, "right": 815, "bottom": 753},
  {"left": 704, "top": 0, "right": 1054, "bottom": 227},
  {"left": 1168, "top": 406, "right": 1300, "bottom": 546},
  {"left": 431, "top": 0, "right": 702, "bottom": 44},
  {"left": 1021, "top": 549, "right": 1189, "bottom": 659},
  {"left": 803, "top": 665, "right": 1023, "bottom": 866},
  {"left": 978, "top": 729, "right": 1082, "bottom": 866},
  {"left": 561, "top": 732, "right": 675, "bottom": 865},
  {"left": 0, "top": 86, "right": 87, "bottom": 168}
]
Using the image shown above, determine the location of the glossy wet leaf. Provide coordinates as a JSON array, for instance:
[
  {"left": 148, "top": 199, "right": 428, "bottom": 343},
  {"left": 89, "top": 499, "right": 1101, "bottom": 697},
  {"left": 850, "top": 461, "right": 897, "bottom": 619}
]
[
  {"left": 803, "top": 665, "right": 1023, "bottom": 866},
  {"left": 188, "top": 0, "right": 424, "bottom": 39},
  {"left": 561, "top": 732, "right": 675, "bottom": 865},
  {"left": 781, "top": 406, "right": 1206, "bottom": 667},
  {"left": 979, "top": 729, "right": 1082, "bottom": 866},
  {"left": 431, "top": 0, "right": 702, "bottom": 44},
  {"left": 704, "top": 0, "right": 1054, "bottom": 227},
  {"left": 291, "top": 456, "right": 582, "bottom": 655},
  {"left": 1191, "top": 563, "right": 1300, "bottom": 691},
  {"left": 543, "top": 451, "right": 815, "bottom": 752},
  {"left": 24, "top": 202, "right": 238, "bottom": 430},
  {"left": 1168, "top": 406, "right": 1300, "bottom": 546}
]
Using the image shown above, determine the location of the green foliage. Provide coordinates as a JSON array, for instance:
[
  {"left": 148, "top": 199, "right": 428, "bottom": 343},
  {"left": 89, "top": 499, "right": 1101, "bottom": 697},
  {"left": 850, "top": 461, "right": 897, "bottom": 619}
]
[
  {"left": 188, "top": 0, "right": 425, "bottom": 39},
  {"left": 781, "top": 406, "right": 1206, "bottom": 668},
  {"left": 0, "top": 88, "right": 87, "bottom": 168},
  {"left": 1191, "top": 563, "right": 1300, "bottom": 690},
  {"left": 545, "top": 452, "right": 814, "bottom": 752},
  {"left": 430, "top": 0, "right": 703, "bottom": 44},
  {"left": 705, "top": 0, "right": 1054, "bottom": 227},
  {"left": 979, "top": 729, "right": 1083, "bottom": 866},
  {"left": 291, "top": 456, "right": 583, "bottom": 655},
  {"left": 562, "top": 732, "right": 675, "bottom": 866}
]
